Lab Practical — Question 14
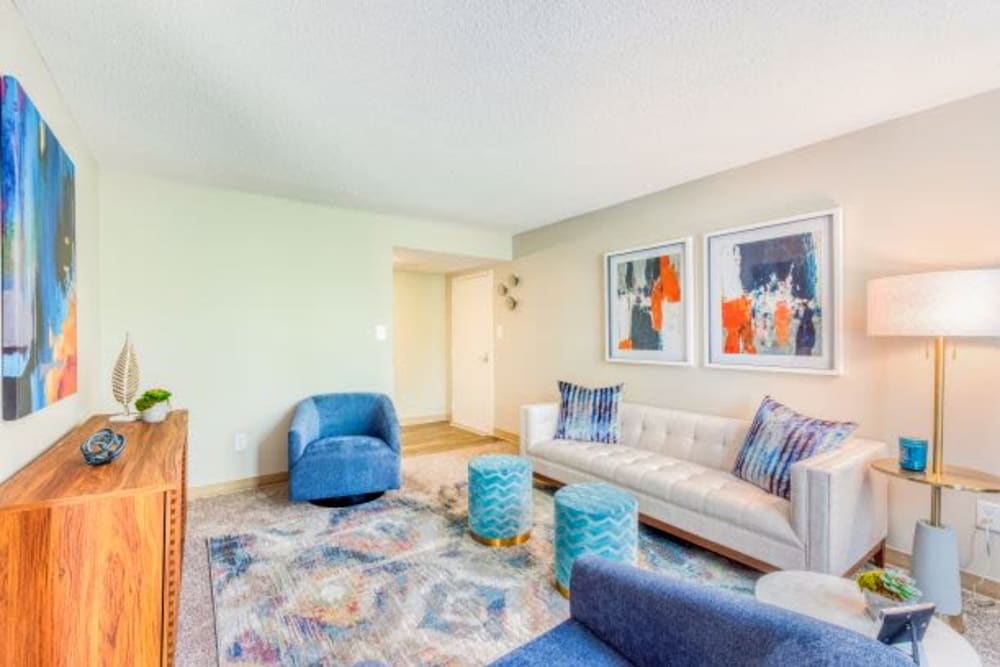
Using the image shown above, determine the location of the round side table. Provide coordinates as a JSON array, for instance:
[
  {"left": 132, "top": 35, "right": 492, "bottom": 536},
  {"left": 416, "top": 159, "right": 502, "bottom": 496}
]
[
  {"left": 871, "top": 457, "right": 1000, "bottom": 630},
  {"left": 755, "top": 570, "right": 980, "bottom": 666}
]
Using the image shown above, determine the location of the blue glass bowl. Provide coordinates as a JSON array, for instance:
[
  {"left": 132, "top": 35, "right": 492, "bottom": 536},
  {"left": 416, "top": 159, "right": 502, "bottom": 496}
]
[{"left": 80, "top": 428, "right": 126, "bottom": 466}]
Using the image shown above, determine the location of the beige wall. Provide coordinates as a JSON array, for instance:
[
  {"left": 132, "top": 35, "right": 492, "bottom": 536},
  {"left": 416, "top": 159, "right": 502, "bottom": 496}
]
[
  {"left": 393, "top": 271, "right": 449, "bottom": 420},
  {"left": 495, "top": 89, "right": 1000, "bottom": 579},
  {"left": 100, "top": 172, "right": 509, "bottom": 487},
  {"left": 0, "top": 1, "right": 101, "bottom": 481}
]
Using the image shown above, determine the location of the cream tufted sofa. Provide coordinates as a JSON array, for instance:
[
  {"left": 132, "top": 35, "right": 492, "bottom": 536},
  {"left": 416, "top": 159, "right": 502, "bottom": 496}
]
[{"left": 521, "top": 402, "right": 890, "bottom": 575}]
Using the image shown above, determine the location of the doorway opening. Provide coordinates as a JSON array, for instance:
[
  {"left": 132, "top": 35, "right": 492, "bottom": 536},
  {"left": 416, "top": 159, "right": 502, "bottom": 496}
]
[{"left": 392, "top": 248, "right": 496, "bottom": 438}]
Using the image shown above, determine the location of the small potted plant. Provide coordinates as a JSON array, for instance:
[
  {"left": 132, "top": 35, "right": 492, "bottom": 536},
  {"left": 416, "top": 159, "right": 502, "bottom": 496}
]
[
  {"left": 136, "top": 388, "right": 172, "bottom": 424},
  {"left": 856, "top": 568, "right": 921, "bottom": 619}
]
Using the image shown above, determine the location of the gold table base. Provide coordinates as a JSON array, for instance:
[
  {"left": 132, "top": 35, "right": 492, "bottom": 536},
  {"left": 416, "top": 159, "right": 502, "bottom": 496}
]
[
  {"left": 470, "top": 530, "right": 531, "bottom": 548},
  {"left": 555, "top": 579, "right": 570, "bottom": 599}
]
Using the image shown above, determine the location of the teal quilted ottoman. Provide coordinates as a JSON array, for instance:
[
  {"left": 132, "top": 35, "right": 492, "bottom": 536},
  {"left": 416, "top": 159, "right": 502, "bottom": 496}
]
[
  {"left": 554, "top": 482, "right": 638, "bottom": 596},
  {"left": 468, "top": 455, "right": 533, "bottom": 546}
]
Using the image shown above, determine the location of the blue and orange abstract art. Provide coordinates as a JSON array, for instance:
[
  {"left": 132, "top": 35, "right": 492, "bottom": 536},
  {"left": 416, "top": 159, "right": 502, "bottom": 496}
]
[
  {"left": 605, "top": 239, "right": 691, "bottom": 364},
  {"left": 706, "top": 211, "right": 839, "bottom": 373},
  {"left": 1, "top": 76, "right": 77, "bottom": 420}
]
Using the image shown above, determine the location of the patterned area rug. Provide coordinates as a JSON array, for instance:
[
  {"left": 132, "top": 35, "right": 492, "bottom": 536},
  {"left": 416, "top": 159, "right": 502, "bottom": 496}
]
[{"left": 207, "top": 482, "right": 756, "bottom": 666}]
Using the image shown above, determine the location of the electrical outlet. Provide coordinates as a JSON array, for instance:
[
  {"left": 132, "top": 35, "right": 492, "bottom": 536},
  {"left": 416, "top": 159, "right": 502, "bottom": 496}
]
[
  {"left": 234, "top": 432, "right": 248, "bottom": 452},
  {"left": 976, "top": 499, "right": 1000, "bottom": 530}
]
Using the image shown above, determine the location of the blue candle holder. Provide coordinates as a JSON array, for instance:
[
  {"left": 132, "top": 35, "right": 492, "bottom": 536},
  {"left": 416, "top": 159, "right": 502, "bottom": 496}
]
[{"left": 899, "top": 437, "right": 928, "bottom": 472}]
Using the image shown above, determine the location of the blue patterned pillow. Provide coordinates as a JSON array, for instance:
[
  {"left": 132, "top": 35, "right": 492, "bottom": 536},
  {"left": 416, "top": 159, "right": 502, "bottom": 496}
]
[
  {"left": 555, "top": 381, "right": 623, "bottom": 444},
  {"left": 732, "top": 396, "right": 857, "bottom": 499}
]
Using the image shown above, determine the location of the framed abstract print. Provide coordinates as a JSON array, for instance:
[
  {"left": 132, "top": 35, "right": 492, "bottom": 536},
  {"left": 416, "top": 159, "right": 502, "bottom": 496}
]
[
  {"left": 1, "top": 76, "right": 77, "bottom": 419},
  {"left": 704, "top": 209, "right": 842, "bottom": 375},
  {"left": 604, "top": 237, "right": 693, "bottom": 365}
]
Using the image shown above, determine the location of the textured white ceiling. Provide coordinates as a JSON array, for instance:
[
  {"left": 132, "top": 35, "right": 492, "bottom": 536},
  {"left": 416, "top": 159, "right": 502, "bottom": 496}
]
[{"left": 12, "top": 1, "right": 1000, "bottom": 230}]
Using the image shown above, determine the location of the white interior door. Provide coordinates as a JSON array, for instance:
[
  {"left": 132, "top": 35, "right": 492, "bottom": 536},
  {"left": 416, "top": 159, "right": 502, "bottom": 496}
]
[{"left": 451, "top": 271, "right": 494, "bottom": 434}]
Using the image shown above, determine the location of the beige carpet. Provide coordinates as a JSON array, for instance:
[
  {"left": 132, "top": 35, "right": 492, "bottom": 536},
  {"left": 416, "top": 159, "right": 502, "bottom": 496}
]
[{"left": 178, "top": 441, "right": 1000, "bottom": 666}]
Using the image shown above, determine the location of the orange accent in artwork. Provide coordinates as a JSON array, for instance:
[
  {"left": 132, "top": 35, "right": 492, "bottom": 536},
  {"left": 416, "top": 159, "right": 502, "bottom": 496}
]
[
  {"left": 721, "top": 295, "right": 756, "bottom": 354},
  {"left": 659, "top": 255, "right": 681, "bottom": 302},
  {"left": 618, "top": 339, "right": 633, "bottom": 350},
  {"left": 774, "top": 300, "right": 791, "bottom": 347},
  {"left": 649, "top": 255, "right": 681, "bottom": 332},
  {"left": 650, "top": 277, "right": 664, "bottom": 331},
  {"left": 45, "top": 295, "right": 78, "bottom": 402}
]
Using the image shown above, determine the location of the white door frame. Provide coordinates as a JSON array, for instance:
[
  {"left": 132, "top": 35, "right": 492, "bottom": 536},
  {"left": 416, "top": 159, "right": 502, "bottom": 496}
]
[{"left": 450, "top": 270, "right": 495, "bottom": 435}]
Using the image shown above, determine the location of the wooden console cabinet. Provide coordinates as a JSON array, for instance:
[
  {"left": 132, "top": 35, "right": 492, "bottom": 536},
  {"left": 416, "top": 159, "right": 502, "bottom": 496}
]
[{"left": 0, "top": 411, "right": 188, "bottom": 666}]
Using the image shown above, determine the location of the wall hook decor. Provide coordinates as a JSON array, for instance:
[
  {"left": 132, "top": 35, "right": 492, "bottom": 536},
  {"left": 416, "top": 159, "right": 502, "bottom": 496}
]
[{"left": 497, "top": 273, "right": 521, "bottom": 310}]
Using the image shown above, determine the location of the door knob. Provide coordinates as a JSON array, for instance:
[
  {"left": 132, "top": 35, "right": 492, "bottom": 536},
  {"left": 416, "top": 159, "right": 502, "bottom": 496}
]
[{"left": 479, "top": 353, "right": 489, "bottom": 363}]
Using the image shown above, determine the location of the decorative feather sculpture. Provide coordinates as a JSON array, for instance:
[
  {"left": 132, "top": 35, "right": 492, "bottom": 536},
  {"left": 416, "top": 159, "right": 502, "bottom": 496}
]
[{"left": 110, "top": 334, "right": 140, "bottom": 421}]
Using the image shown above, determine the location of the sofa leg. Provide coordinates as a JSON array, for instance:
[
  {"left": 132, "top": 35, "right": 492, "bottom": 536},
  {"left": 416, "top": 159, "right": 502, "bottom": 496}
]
[
  {"left": 873, "top": 540, "right": 886, "bottom": 568},
  {"left": 309, "top": 491, "right": 385, "bottom": 507}
]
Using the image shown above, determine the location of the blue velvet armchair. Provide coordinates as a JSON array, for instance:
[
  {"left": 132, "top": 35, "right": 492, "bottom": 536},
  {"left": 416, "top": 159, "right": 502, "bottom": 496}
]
[
  {"left": 287, "top": 393, "right": 401, "bottom": 504},
  {"left": 491, "top": 557, "right": 912, "bottom": 667}
]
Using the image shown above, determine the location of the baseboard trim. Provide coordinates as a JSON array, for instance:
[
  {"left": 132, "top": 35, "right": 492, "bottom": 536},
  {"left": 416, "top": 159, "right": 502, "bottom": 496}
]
[
  {"left": 885, "top": 546, "right": 999, "bottom": 599},
  {"left": 400, "top": 414, "right": 451, "bottom": 426},
  {"left": 493, "top": 428, "right": 519, "bottom": 445},
  {"left": 449, "top": 422, "right": 493, "bottom": 437},
  {"left": 189, "top": 472, "right": 288, "bottom": 499}
]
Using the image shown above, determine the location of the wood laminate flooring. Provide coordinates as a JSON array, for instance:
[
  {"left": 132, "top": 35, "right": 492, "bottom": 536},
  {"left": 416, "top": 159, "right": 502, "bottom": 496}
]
[{"left": 401, "top": 422, "right": 502, "bottom": 457}]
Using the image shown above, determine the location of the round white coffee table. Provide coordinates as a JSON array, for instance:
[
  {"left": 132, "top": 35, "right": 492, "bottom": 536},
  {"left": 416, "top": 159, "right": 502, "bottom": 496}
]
[{"left": 755, "top": 571, "right": 979, "bottom": 666}]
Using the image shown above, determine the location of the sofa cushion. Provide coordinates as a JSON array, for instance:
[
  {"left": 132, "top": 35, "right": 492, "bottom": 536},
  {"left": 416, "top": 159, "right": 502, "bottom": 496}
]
[
  {"left": 555, "top": 381, "right": 623, "bottom": 444},
  {"left": 529, "top": 440, "right": 799, "bottom": 546},
  {"left": 489, "top": 619, "right": 630, "bottom": 667},
  {"left": 289, "top": 435, "right": 400, "bottom": 501},
  {"left": 568, "top": 557, "right": 912, "bottom": 667},
  {"left": 618, "top": 403, "right": 749, "bottom": 471},
  {"left": 733, "top": 396, "right": 857, "bottom": 499}
]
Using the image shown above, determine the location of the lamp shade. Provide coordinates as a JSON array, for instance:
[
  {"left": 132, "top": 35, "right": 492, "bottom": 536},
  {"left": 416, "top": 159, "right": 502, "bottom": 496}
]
[{"left": 867, "top": 269, "right": 1000, "bottom": 337}]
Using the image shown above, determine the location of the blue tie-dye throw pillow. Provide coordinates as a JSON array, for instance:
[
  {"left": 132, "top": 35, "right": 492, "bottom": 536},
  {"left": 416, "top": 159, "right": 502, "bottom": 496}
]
[
  {"left": 554, "top": 381, "right": 623, "bottom": 444},
  {"left": 732, "top": 396, "right": 857, "bottom": 499}
]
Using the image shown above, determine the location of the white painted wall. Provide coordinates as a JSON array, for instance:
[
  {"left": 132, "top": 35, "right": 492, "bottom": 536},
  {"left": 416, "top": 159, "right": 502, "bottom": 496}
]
[
  {"left": 392, "top": 271, "right": 448, "bottom": 421},
  {"left": 494, "top": 89, "right": 1000, "bottom": 581},
  {"left": 0, "top": 1, "right": 101, "bottom": 481},
  {"left": 99, "top": 172, "right": 509, "bottom": 487}
]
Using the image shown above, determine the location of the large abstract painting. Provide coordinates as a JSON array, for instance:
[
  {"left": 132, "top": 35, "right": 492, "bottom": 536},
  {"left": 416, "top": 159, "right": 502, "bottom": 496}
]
[
  {"left": 1, "top": 76, "right": 77, "bottom": 420},
  {"left": 605, "top": 238, "right": 692, "bottom": 365},
  {"left": 705, "top": 210, "right": 841, "bottom": 374}
]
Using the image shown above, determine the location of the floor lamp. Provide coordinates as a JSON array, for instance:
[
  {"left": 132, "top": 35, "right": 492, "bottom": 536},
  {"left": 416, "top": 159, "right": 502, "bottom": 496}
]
[{"left": 868, "top": 268, "right": 1000, "bottom": 624}]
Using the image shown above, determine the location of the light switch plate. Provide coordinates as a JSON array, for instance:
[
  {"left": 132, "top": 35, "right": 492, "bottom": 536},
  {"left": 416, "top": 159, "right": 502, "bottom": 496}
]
[{"left": 375, "top": 325, "right": 387, "bottom": 341}]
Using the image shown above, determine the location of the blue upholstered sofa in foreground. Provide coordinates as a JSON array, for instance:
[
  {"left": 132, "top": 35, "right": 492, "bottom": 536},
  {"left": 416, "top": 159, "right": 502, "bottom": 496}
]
[
  {"left": 287, "top": 393, "right": 401, "bottom": 505},
  {"left": 491, "top": 557, "right": 912, "bottom": 667}
]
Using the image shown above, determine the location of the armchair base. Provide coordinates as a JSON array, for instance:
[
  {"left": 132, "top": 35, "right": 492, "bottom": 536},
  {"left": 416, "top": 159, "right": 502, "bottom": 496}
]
[{"left": 309, "top": 491, "right": 385, "bottom": 508}]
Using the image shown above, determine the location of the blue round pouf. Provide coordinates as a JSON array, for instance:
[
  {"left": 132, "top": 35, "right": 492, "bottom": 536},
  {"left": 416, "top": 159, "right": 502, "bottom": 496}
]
[
  {"left": 468, "top": 455, "right": 533, "bottom": 546},
  {"left": 554, "top": 482, "right": 638, "bottom": 596}
]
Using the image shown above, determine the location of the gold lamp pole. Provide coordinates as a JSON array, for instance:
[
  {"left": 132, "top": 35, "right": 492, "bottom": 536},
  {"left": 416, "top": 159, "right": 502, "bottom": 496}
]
[{"left": 930, "top": 336, "right": 945, "bottom": 527}]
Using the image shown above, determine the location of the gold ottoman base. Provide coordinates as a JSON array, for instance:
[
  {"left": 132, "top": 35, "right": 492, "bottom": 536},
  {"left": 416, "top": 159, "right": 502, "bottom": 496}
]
[{"left": 470, "top": 530, "right": 531, "bottom": 547}]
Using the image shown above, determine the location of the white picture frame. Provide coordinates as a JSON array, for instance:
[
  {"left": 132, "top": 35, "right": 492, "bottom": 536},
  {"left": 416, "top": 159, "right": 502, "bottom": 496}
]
[
  {"left": 703, "top": 209, "right": 843, "bottom": 375},
  {"left": 604, "top": 237, "right": 694, "bottom": 366}
]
